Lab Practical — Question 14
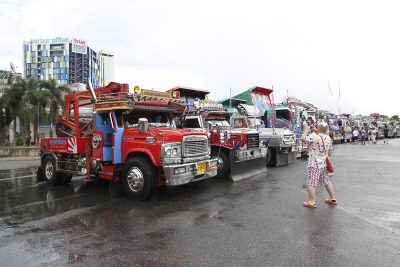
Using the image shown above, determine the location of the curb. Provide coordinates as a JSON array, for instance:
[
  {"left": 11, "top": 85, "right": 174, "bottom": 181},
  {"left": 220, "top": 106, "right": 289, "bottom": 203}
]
[{"left": 0, "top": 157, "right": 40, "bottom": 161}]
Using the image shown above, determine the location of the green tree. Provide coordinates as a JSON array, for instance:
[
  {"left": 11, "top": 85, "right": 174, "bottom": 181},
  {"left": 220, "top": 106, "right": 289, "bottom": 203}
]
[
  {"left": 2, "top": 77, "right": 28, "bottom": 146},
  {"left": 0, "top": 94, "right": 12, "bottom": 145},
  {"left": 40, "top": 79, "right": 70, "bottom": 137},
  {"left": 24, "top": 82, "right": 50, "bottom": 145},
  {"left": 391, "top": 115, "right": 399, "bottom": 121}
]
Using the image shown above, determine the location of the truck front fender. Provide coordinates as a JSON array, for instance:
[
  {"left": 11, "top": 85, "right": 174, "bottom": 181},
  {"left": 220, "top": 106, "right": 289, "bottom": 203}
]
[{"left": 124, "top": 148, "right": 159, "bottom": 167}]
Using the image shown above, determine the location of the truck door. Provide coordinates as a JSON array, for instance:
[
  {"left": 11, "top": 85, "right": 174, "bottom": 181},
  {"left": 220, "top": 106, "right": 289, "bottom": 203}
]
[
  {"left": 94, "top": 112, "right": 113, "bottom": 161},
  {"left": 111, "top": 111, "right": 124, "bottom": 164}
]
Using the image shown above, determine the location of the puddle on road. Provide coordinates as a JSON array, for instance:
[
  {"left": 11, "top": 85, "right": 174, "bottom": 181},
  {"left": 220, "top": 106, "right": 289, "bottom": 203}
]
[{"left": 0, "top": 167, "right": 37, "bottom": 180}]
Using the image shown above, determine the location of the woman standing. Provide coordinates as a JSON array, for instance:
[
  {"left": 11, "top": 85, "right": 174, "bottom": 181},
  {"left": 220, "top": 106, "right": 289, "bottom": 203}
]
[
  {"left": 371, "top": 127, "right": 377, "bottom": 144},
  {"left": 300, "top": 122, "right": 337, "bottom": 208},
  {"left": 360, "top": 127, "right": 367, "bottom": 145},
  {"left": 383, "top": 126, "right": 389, "bottom": 144}
]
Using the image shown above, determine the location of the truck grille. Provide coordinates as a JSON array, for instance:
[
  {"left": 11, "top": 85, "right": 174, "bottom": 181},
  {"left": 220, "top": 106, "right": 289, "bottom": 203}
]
[
  {"left": 183, "top": 136, "right": 209, "bottom": 157},
  {"left": 246, "top": 133, "right": 260, "bottom": 149},
  {"left": 283, "top": 134, "right": 295, "bottom": 144}
]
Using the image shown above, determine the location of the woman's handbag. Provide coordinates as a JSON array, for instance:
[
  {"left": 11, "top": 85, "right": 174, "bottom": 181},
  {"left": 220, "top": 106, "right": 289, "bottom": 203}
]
[{"left": 320, "top": 135, "right": 334, "bottom": 173}]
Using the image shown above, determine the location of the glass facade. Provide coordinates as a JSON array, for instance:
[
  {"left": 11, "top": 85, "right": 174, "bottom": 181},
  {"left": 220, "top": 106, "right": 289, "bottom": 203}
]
[{"left": 23, "top": 38, "right": 108, "bottom": 88}]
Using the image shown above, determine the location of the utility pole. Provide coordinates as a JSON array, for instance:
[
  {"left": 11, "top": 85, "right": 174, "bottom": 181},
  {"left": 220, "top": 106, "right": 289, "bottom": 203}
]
[
  {"left": 229, "top": 87, "right": 232, "bottom": 108},
  {"left": 338, "top": 84, "right": 341, "bottom": 115}
]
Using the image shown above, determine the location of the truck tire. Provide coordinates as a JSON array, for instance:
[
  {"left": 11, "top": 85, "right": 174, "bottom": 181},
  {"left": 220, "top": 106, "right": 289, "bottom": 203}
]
[
  {"left": 42, "top": 156, "right": 63, "bottom": 185},
  {"left": 122, "top": 157, "right": 156, "bottom": 200},
  {"left": 214, "top": 151, "right": 229, "bottom": 179},
  {"left": 266, "top": 147, "right": 272, "bottom": 166}
]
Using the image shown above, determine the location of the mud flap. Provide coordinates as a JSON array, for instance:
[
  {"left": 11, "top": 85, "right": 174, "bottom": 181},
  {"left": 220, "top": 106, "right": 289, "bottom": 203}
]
[
  {"left": 275, "top": 150, "right": 297, "bottom": 167},
  {"left": 230, "top": 156, "right": 267, "bottom": 182},
  {"left": 109, "top": 164, "right": 123, "bottom": 198}
]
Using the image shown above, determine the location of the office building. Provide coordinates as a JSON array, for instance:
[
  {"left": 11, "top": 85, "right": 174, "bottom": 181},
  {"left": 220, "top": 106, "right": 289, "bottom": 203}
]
[{"left": 23, "top": 37, "right": 114, "bottom": 88}]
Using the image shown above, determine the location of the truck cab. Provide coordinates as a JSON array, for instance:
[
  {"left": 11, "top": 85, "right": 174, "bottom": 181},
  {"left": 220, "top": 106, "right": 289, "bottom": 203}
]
[
  {"left": 236, "top": 104, "right": 296, "bottom": 167},
  {"left": 39, "top": 83, "right": 218, "bottom": 200},
  {"left": 220, "top": 86, "right": 297, "bottom": 167},
  {"left": 169, "top": 87, "right": 267, "bottom": 182}
]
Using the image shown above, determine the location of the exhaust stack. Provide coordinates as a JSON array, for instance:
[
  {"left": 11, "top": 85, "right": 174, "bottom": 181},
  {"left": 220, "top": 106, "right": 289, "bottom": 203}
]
[{"left": 88, "top": 81, "right": 97, "bottom": 103}]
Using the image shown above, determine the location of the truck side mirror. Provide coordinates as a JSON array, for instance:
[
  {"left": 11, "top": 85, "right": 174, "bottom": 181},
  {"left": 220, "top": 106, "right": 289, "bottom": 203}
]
[{"left": 138, "top": 118, "right": 148, "bottom": 133}]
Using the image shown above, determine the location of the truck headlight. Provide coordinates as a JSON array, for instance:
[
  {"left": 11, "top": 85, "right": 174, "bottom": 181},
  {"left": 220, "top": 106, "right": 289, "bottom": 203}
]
[
  {"left": 162, "top": 143, "right": 182, "bottom": 158},
  {"left": 209, "top": 160, "right": 218, "bottom": 168},
  {"left": 171, "top": 147, "right": 181, "bottom": 157},
  {"left": 174, "top": 166, "right": 186, "bottom": 174}
]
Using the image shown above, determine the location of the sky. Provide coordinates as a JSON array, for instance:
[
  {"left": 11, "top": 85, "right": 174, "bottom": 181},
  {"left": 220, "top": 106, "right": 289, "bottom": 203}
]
[{"left": 1, "top": 0, "right": 400, "bottom": 116}]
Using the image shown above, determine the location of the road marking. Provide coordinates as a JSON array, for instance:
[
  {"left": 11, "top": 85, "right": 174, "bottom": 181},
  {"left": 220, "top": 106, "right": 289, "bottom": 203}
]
[
  {"left": 0, "top": 174, "right": 36, "bottom": 182},
  {"left": 280, "top": 180, "right": 400, "bottom": 236}
]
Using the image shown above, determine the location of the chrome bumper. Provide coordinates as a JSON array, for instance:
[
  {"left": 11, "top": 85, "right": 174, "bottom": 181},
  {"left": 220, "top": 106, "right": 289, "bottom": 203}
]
[
  {"left": 232, "top": 147, "right": 268, "bottom": 162},
  {"left": 163, "top": 158, "right": 218, "bottom": 186}
]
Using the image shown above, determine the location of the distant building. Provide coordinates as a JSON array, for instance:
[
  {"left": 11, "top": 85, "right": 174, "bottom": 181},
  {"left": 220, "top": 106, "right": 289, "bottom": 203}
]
[
  {"left": 99, "top": 50, "right": 114, "bottom": 85},
  {"left": 23, "top": 37, "right": 114, "bottom": 88}
]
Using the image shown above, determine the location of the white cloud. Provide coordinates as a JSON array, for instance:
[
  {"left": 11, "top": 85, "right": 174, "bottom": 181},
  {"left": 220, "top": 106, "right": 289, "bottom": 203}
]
[{"left": 1, "top": 0, "right": 400, "bottom": 116}]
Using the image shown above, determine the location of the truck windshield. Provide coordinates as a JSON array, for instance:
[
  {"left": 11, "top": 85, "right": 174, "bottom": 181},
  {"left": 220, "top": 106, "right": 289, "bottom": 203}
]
[
  {"left": 206, "top": 120, "right": 230, "bottom": 127},
  {"left": 232, "top": 118, "right": 248, "bottom": 128},
  {"left": 248, "top": 118, "right": 261, "bottom": 127},
  {"left": 276, "top": 109, "right": 290, "bottom": 121},
  {"left": 184, "top": 117, "right": 201, "bottom": 128},
  {"left": 124, "top": 111, "right": 171, "bottom": 128}
]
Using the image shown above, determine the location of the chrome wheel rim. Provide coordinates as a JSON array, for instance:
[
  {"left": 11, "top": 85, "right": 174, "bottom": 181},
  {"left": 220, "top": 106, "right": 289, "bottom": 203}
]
[
  {"left": 127, "top": 167, "right": 144, "bottom": 193},
  {"left": 217, "top": 156, "right": 223, "bottom": 172},
  {"left": 45, "top": 161, "right": 54, "bottom": 180}
]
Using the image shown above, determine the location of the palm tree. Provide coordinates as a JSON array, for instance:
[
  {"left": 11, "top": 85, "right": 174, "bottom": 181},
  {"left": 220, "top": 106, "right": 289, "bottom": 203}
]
[
  {"left": 0, "top": 94, "right": 12, "bottom": 145},
  {"left": 25, "top": 83, "right": 50, "bottom": 145},
  {"left": 40, "top": 79, "right": 70, "bottom": 137},
  {"left": 2, "top": 77, "right": 27, "bottom": 146}
]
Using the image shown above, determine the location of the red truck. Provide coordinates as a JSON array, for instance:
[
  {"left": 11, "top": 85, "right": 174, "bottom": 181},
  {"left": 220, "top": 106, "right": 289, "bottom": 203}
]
[
  {"left": 168, "top": 87, "right": 268, "bottom": 182},
  {"left": 37, "top": 83, "right": 218, "bottom": 200}
]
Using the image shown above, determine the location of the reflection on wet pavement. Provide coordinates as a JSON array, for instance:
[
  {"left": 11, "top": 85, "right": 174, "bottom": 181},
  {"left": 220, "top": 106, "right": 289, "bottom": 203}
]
[{"left": 1, "top": 141, "right": 400, "bottom": 266}]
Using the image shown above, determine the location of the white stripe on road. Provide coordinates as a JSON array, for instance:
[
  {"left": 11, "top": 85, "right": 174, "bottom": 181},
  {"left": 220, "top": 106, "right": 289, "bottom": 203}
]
[{"left": 0, "top": 174, "right": 36, "bottom": 182}]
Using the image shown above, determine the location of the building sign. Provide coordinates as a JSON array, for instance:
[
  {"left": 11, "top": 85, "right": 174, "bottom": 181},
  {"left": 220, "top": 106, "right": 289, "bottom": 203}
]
[
  {"left": 24, "top": 37, "right": 88, "bottom": 54},
  {"left": 50, "top": 44, "right": 65, "bottom": 51},
  {"left": 27, "top": 37, "right": 70, "bottom": 44},
  {"left": 71, "top": 38, "right": 87, "bottom": 55}
]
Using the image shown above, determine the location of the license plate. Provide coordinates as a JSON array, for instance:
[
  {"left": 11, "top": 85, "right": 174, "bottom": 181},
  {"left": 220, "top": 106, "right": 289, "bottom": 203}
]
[{"left": 197, "top": 163, "right": 207, "bottom": 174}]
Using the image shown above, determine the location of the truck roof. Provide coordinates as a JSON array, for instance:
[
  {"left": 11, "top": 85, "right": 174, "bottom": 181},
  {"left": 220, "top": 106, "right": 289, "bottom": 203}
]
[
  {"left": 168, "top": 86, "right": 210, "bottom": 100},
  {"left": 95, "top": 88, "right": 185, "bottom": 113},
  {"left": 219, "top": 86, "right": 273, "bottom": 107}
]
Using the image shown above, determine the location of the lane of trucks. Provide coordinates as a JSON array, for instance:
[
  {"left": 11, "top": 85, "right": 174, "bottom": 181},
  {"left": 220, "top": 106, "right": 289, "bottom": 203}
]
[{"left": 37, "top": 82, "right": 399, "bottom": 200}]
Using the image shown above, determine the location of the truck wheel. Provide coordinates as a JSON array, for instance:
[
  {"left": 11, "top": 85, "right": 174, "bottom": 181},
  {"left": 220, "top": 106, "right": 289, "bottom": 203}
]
[
  {"left": 122, "top": 157, "right": 156, "bottom": 200},
  {"left": 265, "top": 147, "right": 272, "bottom": 166},
  {"left": 42, "top": 156, "right": 62, "bottom": 185},
  {"left": 214, "top": 151, "right": 229, "bottom": 179}
]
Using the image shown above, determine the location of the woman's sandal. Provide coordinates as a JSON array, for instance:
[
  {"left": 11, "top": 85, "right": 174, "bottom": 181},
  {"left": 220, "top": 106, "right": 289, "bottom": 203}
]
[
  {"left": 325, "top": 198, "right": 337, "bottom": 205},
  {"left": 303, "top": 201, "right": 317, "bottom": 208}
]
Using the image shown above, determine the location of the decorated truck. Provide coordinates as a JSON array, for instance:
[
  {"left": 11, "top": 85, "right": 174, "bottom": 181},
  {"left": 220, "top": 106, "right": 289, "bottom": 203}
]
[
  {"left": 38, "top": 83, "right": 218, "bottom": 200},
  {"left": 219, "top": 86, "right": 297, "bottom": 167},
  {"left": 276, "top": 97, "right": 319, "bottom": 155},
  {"left": 328, "top": 118, "right": 344, "bottom": 143},
  {"left": 168, "top": 86, "right": 268, "bottom": 182}
]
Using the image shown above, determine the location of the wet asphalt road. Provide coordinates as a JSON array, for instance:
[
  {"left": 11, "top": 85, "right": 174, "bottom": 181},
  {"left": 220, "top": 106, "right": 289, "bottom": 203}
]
[{"left": 1, "top": 140, "right": 400, "bottom": 266}]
